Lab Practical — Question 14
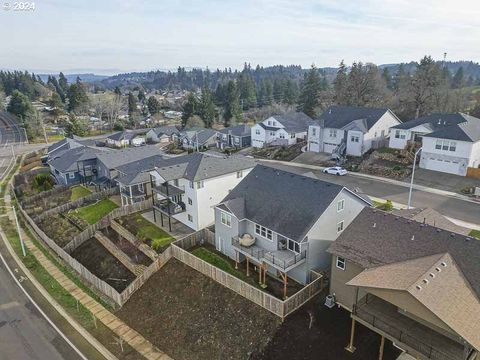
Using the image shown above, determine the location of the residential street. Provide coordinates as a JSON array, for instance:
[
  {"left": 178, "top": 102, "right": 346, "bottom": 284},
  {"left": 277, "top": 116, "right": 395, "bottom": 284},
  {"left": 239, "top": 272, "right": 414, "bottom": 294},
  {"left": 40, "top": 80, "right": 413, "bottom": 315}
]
[{"left": 261, "top": 160, "right": 480, "bottom": 226}]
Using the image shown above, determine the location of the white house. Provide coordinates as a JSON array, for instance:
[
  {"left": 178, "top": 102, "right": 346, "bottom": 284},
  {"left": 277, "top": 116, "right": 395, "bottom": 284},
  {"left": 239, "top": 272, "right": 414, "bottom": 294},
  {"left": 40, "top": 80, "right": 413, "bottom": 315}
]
[
  {"left": 106, "top": 129, "right": 148, "bottom": 148},
  {"left": 308, "top": 106, "right": 402, "bottom": 158},
  {"left": 418, "top": 114, "right": 480, "bottom": 176},
  {"left": 149, "top": 153, "right": 256, "bottom": 231},
  {"left": 251, "top": 112, "right": 314, "bottom": 148},
  {"left": 146, "top": 126, "right": 180, "bottom": 144}
]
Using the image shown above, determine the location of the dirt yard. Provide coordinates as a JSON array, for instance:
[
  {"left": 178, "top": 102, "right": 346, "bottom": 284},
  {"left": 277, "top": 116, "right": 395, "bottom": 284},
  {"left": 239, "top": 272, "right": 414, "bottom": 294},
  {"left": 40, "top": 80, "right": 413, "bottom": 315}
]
[
  {"left": 36, "top": 213, "right": 82, "bottom": 247},
  {"left": 116, "top": 259, "right": 281, "bottom": 360},
  {"left": 252, "top": 293, "right": 400, "bottom": 360},
  {"left": 22, "top": 188, "right": 72, "bottom": 217},
  {"left": 71, "top": 238, "right": 136, "bottom": 292},
  {"left": 101, "top": 227, "right": 152, "bottom": 267}
]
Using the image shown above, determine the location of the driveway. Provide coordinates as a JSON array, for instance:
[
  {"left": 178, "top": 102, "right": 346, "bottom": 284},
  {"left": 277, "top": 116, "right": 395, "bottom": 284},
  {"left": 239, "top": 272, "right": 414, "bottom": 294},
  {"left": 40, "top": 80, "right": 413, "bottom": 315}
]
[
  {"left": 293, "top": 151, "right": 332, "bottom": 165},
  {"left": 412, "top": 168, "right": 480, "bottom": 193}
]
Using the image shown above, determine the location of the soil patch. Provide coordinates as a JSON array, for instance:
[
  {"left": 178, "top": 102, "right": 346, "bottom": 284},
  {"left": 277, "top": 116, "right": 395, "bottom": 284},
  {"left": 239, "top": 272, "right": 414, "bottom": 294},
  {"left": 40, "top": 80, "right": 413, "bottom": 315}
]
[
  {"left": 36, "top": 213, "right": 82, "bottom": 247},
  {"left": 71, "top": 238, "right": 136, "bottom": 292},
  {"left": 252, "top": 293, "right": 401, "bottom": 360},
  {"left": 101, "top": 227, "right": 152, "bottom": 266},
  {"left": 116, "top": 259, "right": 280, "bottom": 360},
  {"left": 22, "top": 188, "right": 72, "bottom": 217}
]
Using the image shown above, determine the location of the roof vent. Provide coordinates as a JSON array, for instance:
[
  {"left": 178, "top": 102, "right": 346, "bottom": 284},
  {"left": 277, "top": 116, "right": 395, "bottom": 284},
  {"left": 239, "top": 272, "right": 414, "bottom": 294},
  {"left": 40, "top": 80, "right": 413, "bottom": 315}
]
[
  {"left": 429, "top": 273, "right": 435, "bottom": 278},
  {"left": 435, "top": 267, "right": 441, "bottom": 272},
  {"left": 416, "top": 285, "right": 422, "bottom": 290},
  {"left": 441, "top": 262, "right": 447, "bottom": 267},
  {"left": 411, "top": 235, "right": 415, "bottom": 241},
  {"left": 373, "top": 223, "right": 376, "bottom": 228},
  {"left": 422, "top": 279, "right": 429, "bottom": 285}
]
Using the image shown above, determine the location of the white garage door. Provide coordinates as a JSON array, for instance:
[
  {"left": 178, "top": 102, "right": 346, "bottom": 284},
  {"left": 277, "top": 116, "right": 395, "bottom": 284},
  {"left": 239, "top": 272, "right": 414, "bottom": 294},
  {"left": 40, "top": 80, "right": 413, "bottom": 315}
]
[
  {"left": 425, "top": 158, "right": 460, "bottom": 175},
  {"left": 324, "top": 143, "right": 337, "bottom": 154}
]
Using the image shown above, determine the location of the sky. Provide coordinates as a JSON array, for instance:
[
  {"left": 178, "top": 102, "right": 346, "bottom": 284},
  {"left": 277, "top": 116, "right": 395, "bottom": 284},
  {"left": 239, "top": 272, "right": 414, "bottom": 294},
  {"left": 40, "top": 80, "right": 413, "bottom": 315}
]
[{"left": 1, "top": 0, "right": 480, "bottom": 75}]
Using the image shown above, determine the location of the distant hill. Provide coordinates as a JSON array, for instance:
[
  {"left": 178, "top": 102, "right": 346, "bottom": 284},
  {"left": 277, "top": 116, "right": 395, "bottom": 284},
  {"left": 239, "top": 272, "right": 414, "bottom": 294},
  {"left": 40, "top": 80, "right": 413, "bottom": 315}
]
[{"left": 38, "top": 73, "right": 109, "bottom": 83}]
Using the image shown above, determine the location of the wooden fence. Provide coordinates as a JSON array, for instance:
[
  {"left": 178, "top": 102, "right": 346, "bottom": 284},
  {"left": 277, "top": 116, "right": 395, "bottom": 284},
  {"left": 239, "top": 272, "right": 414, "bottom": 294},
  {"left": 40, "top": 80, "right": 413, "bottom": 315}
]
[
  {"left": 466, "top": 167, "right": 480, "bottom": 180},
  {"left": 110, "top": 220, "right": 158, "bottom": 261},
  {"left": 36, "top": 187, "right": 119, "bottom": 220},
  {"left": 19, "top": 184, "right": 68, "bottom": 205},
  {"left": 171, "top": 229, "right": 325, "bottom": 319}
]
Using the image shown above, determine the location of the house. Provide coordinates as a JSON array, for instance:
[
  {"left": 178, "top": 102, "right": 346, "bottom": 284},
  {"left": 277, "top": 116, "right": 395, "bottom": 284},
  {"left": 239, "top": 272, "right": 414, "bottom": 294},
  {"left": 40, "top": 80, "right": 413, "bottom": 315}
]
[
  {"left": 180, "top": 128, "right": 217, "bottom": 150},
  {"left": 308, "top": 106, "right": 402, "bottom": 158},
  {"left": 328, "top": 208, "right": 480, "bottom": 360},
  {"left": 105, "top": 129, "right": 149, "bottom": 148},
  {"left": 216, "top": 124, "right": 251, "bottom": 149},
  {"left": 418, "top": 114, "right": 480, "bottom": 176},
  {"left": 149, "top": 153, "right": 255, "bottom": 231},
  {"left": 214, "top": 165, "right": 372, "bottom": 296},
  {"left": 146, "top": 126, "right": 180, "bottom": 144},
  {"left": 251, "top": 112, "right": 314, "bottom": 148}
]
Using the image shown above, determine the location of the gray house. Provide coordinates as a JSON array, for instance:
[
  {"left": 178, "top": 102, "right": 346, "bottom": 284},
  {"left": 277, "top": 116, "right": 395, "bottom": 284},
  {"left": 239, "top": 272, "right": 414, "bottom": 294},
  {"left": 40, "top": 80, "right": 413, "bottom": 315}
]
[
  {"left": 214, "top": 165, "right": 371, "bottom": 296},
  {"left": 180, "top": 128, "right": 217, "bottom": 150},
  {"left": 146, "top": 126, "right": 180, "bottom": 144},
  {"left": 216, "top": 124, "right": 251, "bottom": 149}
]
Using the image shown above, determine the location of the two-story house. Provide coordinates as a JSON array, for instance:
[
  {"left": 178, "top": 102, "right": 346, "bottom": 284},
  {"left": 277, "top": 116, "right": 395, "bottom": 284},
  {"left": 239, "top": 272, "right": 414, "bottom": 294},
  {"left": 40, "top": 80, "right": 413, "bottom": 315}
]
[
  {"left": 216, "top": 124, "right": 251, "bottom": 149},
  {"left": 328, "top": 208, "right": 479, "bottom": 360},
  {"left": 180, "top": 128, "right": 217, "bottom": 150},
  {"left": 149, "top": 153, "right": 256, "bottom": 231},
  {"left": 146, "top": 126, "right": 180, "bottom": 145},
  {"left": 418, "top": 114, "right": 480, "bottom": 176},
  {"left": 214, "top": 165, "right": 372, "bottom": 297},
  {"left": 251, "top": 112, "right": 315, "bottom": 148},
  {"left": 308, "top": 106, "right": 402, "bottom": 158}
]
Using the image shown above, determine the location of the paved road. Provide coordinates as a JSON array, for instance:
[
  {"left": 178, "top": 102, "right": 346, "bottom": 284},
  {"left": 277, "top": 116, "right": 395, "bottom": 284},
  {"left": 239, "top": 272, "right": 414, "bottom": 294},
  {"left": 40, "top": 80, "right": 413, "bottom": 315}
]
[{"left": 261, "top": 161, "right": 480, "bottom": 226}]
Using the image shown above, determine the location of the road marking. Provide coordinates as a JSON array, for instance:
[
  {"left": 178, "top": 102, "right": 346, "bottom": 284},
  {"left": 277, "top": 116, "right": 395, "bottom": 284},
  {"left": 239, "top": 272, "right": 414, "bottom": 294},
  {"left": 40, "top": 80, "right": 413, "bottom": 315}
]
[
  {"left": 0, "top": 301, "right": 20, "bottom": 311},
  {"left": 0, "top": 251, "right": 88, "bottom": 360}
]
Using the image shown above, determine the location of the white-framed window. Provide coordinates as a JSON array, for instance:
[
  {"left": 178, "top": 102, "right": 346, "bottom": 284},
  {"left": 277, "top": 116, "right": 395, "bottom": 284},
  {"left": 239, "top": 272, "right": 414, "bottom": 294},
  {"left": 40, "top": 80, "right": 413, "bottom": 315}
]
[
  {"left": 188, "top": 214, "right": 193, "bottom": 222},
  {"left": 272, "top": 121, "right": 276, "bottom": 126},
  {"left": 189, "top": 181, "right": 194, "bottom": 189},
  {"left": 435, "top": 139, "right": 442, "bottom": 150},
  {"left": 442, "top": 140, "right": 449, "bottom": 151},
  {"left": 435, "top": 139, "right": 456, "bottom": 152},
  {"left": 220, "top": 212, "right": 231, "bottom": 227},
  {"left": 268, "top": 120, "right": 272, "bottom": 126},
  {"left": 337, "top": 220, "right": 344, "bottom": 233},
  {"left": 255, "top": 129, "right": 260, "bottom": 135},
  {"left": 188, "top": 197, "right": 193, "bottom": 205},
  {"left": 311, "top": 128, "right": 316, "bottom": 136},
  {"left": 290, "top": 133, "right": 295, "bottom": 139},
  {"left": 287, "top": 239, "right": 300, "bottom": 253},
  {"left": 236, "top": 171, "right": 243, "bottom": 178},
  {"left": 269, "top": 131, "right": 276, "bottom": 136},
  {"left": 329, "top": 129, "right": 337, "bottom": 138},
  {"left": 279, "top": 133, "right": 285, "bottom": 139},
  {"left": 337, "top": 199, "right": 345, "bottom": 212},
  {"left": 255, "top": 224, "right": 272, "bottom": 241},
  {"left": 336, "top": 256, "right": 346, "bottom": 270},
  {"left": 68, "top": 172, "right": 75, "bottom": 179},
  {"left": 449, "top": 141, "right": 456, "bottom": 152},
  {"left": 350, "top": 135, "right": 359, "bottom": 143},
  {"left": 395, "top": 130, "right": 406, "bottom": 139},
  {"left": 138, "top": 183, "right": 144, "bottom": 192},
  {"left": 196, "top": 181, "right": 204, "bottom": 189}
]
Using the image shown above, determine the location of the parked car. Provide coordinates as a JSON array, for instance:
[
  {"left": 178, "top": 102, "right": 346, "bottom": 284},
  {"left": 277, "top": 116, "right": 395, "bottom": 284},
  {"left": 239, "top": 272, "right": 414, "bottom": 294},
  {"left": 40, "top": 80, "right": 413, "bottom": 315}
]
[{"left": 323, "top": 166, "right": 347, "bottom": 176}]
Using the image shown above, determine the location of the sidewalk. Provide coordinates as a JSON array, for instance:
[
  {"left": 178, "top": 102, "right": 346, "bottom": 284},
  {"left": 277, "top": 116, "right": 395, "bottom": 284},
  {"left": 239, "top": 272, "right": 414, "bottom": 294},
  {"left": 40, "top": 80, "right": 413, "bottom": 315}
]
[
  {"left": 261, "top": 159, "right": 479, "bottom": 205},
  {"left": 3, "top": 194, "right": 171, "bottom": 360}
]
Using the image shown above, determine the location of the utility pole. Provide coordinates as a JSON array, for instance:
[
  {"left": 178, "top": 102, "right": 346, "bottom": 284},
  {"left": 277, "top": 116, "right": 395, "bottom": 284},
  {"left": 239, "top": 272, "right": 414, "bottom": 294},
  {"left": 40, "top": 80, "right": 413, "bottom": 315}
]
[
  {"left": 12, "top": 207, "right": 26, "bottom": 257},
  {"left": 407, "top": 147, "right": 423, "bottom": 209}
]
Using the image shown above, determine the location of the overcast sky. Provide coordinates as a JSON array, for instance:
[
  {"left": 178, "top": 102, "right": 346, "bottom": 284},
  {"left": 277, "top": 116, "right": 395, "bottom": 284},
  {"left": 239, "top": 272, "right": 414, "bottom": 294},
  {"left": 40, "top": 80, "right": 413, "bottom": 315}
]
[{"left": 1, "top": 0, "right": 479, "bottom": 74}]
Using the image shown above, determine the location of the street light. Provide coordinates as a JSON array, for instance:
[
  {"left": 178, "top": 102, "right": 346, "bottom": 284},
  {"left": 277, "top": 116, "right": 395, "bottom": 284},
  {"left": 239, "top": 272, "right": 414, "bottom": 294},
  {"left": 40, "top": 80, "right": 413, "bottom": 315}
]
[
  {"left": 407, "top": 147, "right": 423, "bottom": 209},
  {"left": 0, "top": 204, "right": 26, "bottom": 257}
]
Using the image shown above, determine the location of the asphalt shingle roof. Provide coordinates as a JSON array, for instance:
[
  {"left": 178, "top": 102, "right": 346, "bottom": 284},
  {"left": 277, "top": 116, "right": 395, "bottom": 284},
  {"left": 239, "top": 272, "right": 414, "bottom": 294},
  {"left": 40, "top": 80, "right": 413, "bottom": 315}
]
[
  {"left": 218, "top": 124, "right": 251, "bottom": 137},
  {"left": 318, "top": 106, "right": 393, "bottom": 131},
  {"left": 422, "top": 113, "right": 480, "bottom": 142},
  {"left": 328, "top": 207, "right": 480, "bottom": 298},
  {"left": 268, "top": 112, "right": 315, "bottom": 133},
  {"left": 151, "top": 126, "right": 180, "bottom": 136},
  {"left": 219, "top": 165, "right": 368, "bottom": 241},
  {"left": 96, "top": 145, "right": 162, "bottom": 169},
  {"left": 116, "top": 154, "right": 167, "bottom": 185},
  {"left": 48, "top": 146, "right": 107, "bottom": 172},
  {"left": 391, "top": 113, "right": 466, "bottom": 131}
]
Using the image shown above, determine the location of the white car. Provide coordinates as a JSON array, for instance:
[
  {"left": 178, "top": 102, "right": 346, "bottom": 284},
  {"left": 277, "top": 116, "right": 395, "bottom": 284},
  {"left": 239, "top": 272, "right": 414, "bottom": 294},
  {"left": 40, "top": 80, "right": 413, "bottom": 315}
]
[{"left": 323, "top": 166, "right": 347, "bottom": 176}]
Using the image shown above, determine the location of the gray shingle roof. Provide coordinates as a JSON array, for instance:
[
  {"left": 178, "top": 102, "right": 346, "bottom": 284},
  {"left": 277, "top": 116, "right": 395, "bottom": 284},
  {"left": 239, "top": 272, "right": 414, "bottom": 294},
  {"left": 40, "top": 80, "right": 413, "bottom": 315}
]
[
  {"left": 48, "top": 146, "right": 107, "bottom": 172},
  {"left": 219, "top": 165, "right": 369, "bottom": 241},
  {"left": 218, "top": 124, "right": 251, "bottom": 137},
  {"left": 269, "top": 112, "right": 315, "bottom": 133},
  {"left": 422, "top": 113, "right": 480, "bottom": 142},
  {"left": 190, "top": 129, "right": 217, "bottom": 145},
  {"left": 152, "top": 152, "right": 256, "bottom": 182},
  {"left": 318, "top": 106, "right": 394, "bottom": 131},
  {"left": 151, "top": 126, "right": 180, "bottom": 136},
  {"left": 107, "top": 129, "right": 149, "bottom": 141},
  {"left": 96, "top": 145, "right": 162, "bottom": 169},
  {"left": 328, "top": 207, "right": 480, "bottom": 298},
  {"left": 116, "top": 154, "right": 167, "bottom": 185},
  {"left": 391, "top": 113, "right": 466, "bottom": 131}
]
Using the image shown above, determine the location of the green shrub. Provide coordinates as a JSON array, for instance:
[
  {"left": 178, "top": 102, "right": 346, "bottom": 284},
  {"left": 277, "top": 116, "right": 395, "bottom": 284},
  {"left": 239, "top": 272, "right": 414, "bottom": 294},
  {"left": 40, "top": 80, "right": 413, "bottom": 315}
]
[{"left": 32, "top": 173, "right": 54, "bottom": 192}]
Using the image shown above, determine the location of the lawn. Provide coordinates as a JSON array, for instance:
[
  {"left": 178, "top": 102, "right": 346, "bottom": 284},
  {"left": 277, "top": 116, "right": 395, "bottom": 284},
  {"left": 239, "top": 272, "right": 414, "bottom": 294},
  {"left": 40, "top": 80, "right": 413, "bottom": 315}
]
[
  {"left": 70, "top": 185, "right": 92, "bottom": 201},
  {"left": 469, "top": 229, "right": 480, "bottom": 239},
  {"left": 74, "top": 198, "right": 118, "bottom": 224},
  {"left": 132, "top": 213, "right": 173, "bottom": 250}
]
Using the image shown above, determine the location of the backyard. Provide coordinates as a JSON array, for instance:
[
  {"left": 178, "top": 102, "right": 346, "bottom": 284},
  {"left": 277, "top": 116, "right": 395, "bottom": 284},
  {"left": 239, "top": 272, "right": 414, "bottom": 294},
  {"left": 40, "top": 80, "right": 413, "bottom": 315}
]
[
  {"left": 36, "top": 213, "right": 82, "bottom": 247},
  {"left": 70, "top": 185, "right": 92, "bottom": 201},
  {"left": 71, "top": 198, "right": 118, "bottom": 224},
  {"left": 117, "top": 212, "right": 174, "bottom": 252},
  {"left": 116, "top": 258, "right": 280, "bottom": 360}
]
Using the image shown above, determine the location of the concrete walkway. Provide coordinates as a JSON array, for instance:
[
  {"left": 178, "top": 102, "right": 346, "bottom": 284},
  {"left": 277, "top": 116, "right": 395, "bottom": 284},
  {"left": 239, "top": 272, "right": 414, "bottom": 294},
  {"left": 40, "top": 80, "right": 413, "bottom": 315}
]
[{"left": 4, "top": 196, "right": 171, "bottom": 360}]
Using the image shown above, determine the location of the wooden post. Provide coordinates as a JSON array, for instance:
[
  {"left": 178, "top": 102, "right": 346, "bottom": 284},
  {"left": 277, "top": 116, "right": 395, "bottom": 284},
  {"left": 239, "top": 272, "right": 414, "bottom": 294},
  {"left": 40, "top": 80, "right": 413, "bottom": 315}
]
[
  {"left": 258, "top": 264, "right": 262, "bottom": 284},
  {"left": 345, "top": 318, "right": 356, "bottom": 353},
  {"left": 378, "top": 335, "right": 385, "bottom": 360},
  {"left": 279, "top": 272, "right": 288, "bottom": 299},
  {"left": 246, "top": 257, "right": 250, "bottom": 276},
  {"left": 168, "top": 216, "right": 172, "bottom": 232},
  {"left": 235, "top": 250, "right": 239, "bottom": 270},
  {"left": 160, "top": 212, "right": 164, "bottom": 226}
]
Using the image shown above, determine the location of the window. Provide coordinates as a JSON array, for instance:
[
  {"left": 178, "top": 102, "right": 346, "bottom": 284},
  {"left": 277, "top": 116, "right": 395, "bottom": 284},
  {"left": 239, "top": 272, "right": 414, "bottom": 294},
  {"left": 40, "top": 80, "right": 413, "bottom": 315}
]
[
  {"left": 269, "top": 131, "right": 276, "bottom": 136},
  {"left": 272, "top": 121, "right": 276, "bottom": 126},
  {"left": 329, "top": 129, "right": 337, "bottom": 138},
  {"left": 336, "top": 256, "right": 346, "bottom": 270},
  {"left": 290, "top": 133, "right": 295, "bottom": 139},
  {"left": 337, "top": 199, "right": 345, "bottom": 212},
  {"left": 442, "top": 140, "right": 449, "bottom": 151},
  {"left": 374, "top": 131, "right": 377, "bottom": 138},
  {"left": 435, "top": 140, "right": 442, "bottom": 150},
  {"left": 221, "top": 212, "right": 231, "bottom": 227},
  {"left": 255, "top": 129, "right": 260, "bottom": 135},
  {"left": 189, "top": 181, "right": 194, "bottom": 189},
  {"left": 255, "top": 224, "right": 272, "bottom": 240},
  {"left": 188, "top": 197, "right": 193, "bottom": 205},
  {"left": 287, "top": 239, "right": 300, "bottom": 253},
  {"left": 350, "top": 135, "right": 359, "bottom": 143},
  {"left": 196, "top": 181, "right": 204, "bottom": 189},
  {"left": 268, "top": 120, "right": 272, "bottom": 126},
  {"left": 311, "top": 128, "right": 316, "bottom": 136},
  {"left": 236, "top": 171, "right": 243, "bottom": 178},
  {"left": 138, "top": 183, "right": 144, "bottom": 192},
  {"left": 337, "top": 220, "right": 344, "bottom": 233},
  {"left": 68, "top": 172, "right": 75, "bottom": 179},
  {"left": 188, "top": 214, "right": 193, "bottom": 222},
  {"left": 279, "top": 133, "right": 285, "bottom": 139},
  {"left": 174, "top": 179, "right": 179, "bottom": 187},
  {"left": 395, "top": 130, "right": 406, "bottom": 139},
  {"left": 449, "top": 141, "right": 456, "bottom": 152}
]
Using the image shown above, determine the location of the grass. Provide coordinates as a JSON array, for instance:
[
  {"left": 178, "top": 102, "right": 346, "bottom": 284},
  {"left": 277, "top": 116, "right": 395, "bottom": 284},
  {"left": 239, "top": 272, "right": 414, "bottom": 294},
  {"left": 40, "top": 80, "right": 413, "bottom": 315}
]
[
  {"left": 74, "top": 198, "right": 118, "bottom": 224},
  {"left": 191, "top": 246, "right": 260, "bottom": 288},
  {"left": 377, "top": 147, "right": 398, "bottom": 154},
  {"left": 132, "top": 213, "right": 173, "bottom": 249},
  {"left": 469, "top": 229, "right": 480, "bottom": 239},
  {"left": 373, "top": 199, "right": 393, "bottom": 211},
  {"left": 70, "top": 185, "right": 92, "bottom": 201}
]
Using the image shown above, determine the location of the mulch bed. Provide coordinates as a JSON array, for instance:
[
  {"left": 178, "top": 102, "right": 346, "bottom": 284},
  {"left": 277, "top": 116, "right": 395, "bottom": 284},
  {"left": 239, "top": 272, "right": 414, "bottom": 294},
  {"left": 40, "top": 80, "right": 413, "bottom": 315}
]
[
  {"left": 36, "top": 213, "right": 82, "bottom": 247},
  {"left": 252, "top": 293, "right": 401, "bottom": 360},
  {"left": 71, "top": 238, "right": 136, "bottom": 292},
  {"left": 101, "top": 227, "right": 152, "bottom": 267},
  {"left": 116, "top": 259, "right": 281, "bottom": 360}
]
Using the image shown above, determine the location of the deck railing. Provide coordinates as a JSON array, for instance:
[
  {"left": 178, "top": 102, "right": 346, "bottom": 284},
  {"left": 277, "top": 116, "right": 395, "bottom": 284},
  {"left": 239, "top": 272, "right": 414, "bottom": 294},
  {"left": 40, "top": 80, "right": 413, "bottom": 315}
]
[{"left": 264, "top": 250, "right": 307, "bottom": 270}]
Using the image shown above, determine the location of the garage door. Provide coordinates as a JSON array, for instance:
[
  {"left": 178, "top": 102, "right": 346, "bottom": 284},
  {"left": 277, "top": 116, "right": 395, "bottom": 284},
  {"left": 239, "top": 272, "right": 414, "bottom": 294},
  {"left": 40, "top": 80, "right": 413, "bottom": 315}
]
[
  {"left": 425, "top": 158, "right": 460, "bottom": 175},
  {"left": 324, "top": 143, "right": 337, "bottom": 154}
]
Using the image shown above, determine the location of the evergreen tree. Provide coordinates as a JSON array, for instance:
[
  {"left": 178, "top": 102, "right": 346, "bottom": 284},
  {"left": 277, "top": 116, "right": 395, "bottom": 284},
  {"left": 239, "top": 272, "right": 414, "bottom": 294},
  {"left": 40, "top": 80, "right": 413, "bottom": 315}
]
[
  {"left": 333, "top": 60, "right": 348, "bottom": 105},
  {"left": 199, "top": 86, "right": 216, "bottom": 127},
  {"left": 452, "top": 67, "right": 465, "bottom": 89},
  {"left": 224, "top": 80, "right": 241, "bottom": 126},
  {"left": 182, "top": 93, "right": 199, "bottom": 127},
  {"left": 382, "top": 68, "right": 393, "bottom": 90},
  {"left": 282, "top": 79, "right": 298, "bottom": 105},
  {"left": 297, "top": 65, "right": 322, "bottom": 117},
  {"left": 138, "top": 89, "right": 146, "bottom": 103},
  {"left": 67, "top": 80, "right": 89, "bottom": 113},
  {"left": 7, "top": 90, "right": 34, "bottom": 120},
  {"left": 127, "top": 92, "right": 138, "bottom": 115},
  {"left": 58, "top": 72, "right": 69, "bottom": 94},
  {"left": 147, "top": 96, "right": 160, "bottom": 115},
  {"left": 65, "top": 114, "right": 88, "bottom": 137},
  {"left": 114, "top": 86, "right": 122, "bottom": 96}
]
